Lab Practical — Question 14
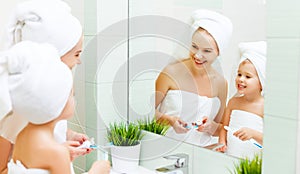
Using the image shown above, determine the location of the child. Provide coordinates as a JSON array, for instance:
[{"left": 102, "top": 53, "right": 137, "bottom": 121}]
[
  {"left": 218, "top": 41, "right": 266, "bottom": 159},
  {"left": 0, "top": 41, "right": 110, "bottom": 174},
  {"left": 1, "top": 0, "right": 88, "bottom": 172}
]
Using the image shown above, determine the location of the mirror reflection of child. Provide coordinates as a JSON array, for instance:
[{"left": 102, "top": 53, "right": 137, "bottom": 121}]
[
  {"left": 155, "top": 9, "right": 232, "bottom": 147},
  {"left": 0, "top": 41, "right": 110, "bottom": 174},
  {"left": 218, "top": 41, "right": 266, "bottom": 159}
]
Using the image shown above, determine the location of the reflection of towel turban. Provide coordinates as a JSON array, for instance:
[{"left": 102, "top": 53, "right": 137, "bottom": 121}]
[
  {"left": 239, "top": 41, "right": 267, "bottom": 96},
  {"left": 0, "top": 41, "right": 73, "bottom": 124},
  {"left": 192, "top": 9, "right": 233, "bottom": 55},
  {"left": 6, "top": 0, "right": 82, "bottom": 56}
]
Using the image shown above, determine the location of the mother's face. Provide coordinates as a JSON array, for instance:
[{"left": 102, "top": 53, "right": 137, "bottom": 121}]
[
  {"left": 189, "top": 29, "right": 219, "bottom": 69},
  {"left": 61, "top": 36, "right": 83, "bottom": 69}
]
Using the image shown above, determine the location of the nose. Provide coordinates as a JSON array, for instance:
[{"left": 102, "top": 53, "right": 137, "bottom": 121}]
[
  {"left": 77, "top": 59, "right": 82, "bottom": 65},
  {"left": 194, "top": 51, "right": 203, "bottom": 59},
  {"left": 237, "top": 76, "right": 245, "bottom": 82}
]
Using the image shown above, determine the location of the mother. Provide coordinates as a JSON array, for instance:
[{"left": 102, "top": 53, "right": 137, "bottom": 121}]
[
  {"left": 155, "top": 9, "right": 233, "bottom": 147},
  {"left": 0, "top": 0, "right": 92, "bottom": 173}
]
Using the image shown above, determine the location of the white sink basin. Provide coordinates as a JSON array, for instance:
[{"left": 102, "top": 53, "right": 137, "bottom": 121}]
[{"left": 110, "top": 166, "right": 155, "bottom": 174}]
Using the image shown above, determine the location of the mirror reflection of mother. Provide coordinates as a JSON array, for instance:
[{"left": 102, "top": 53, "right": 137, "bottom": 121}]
[{"left": 155, "top": 9, "right": 233, "bottom": 147}]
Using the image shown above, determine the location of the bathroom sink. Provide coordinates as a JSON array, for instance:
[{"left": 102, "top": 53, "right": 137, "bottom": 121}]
[{"left": 110, "top": 166, "right": 155, "bottom": 174}]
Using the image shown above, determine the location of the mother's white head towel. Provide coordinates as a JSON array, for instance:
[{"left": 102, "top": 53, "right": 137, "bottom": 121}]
[
  {"left": 191, "top": 9, "right": 233, "bottom": 55},
  {"left": 0, "top": 41, "right": 72, "bottom": 124},
  {"left": 6, "top": 0, "right": 82, "bottom": 56}
]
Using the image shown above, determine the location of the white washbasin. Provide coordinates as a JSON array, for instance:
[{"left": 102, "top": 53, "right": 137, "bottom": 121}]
[{"left": 110, "top": 166, "right": 155, "bottom": 174}]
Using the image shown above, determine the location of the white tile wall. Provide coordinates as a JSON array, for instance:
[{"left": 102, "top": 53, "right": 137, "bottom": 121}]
[{"left": 263, "top": 1, "right": 300, "bottom": 173}]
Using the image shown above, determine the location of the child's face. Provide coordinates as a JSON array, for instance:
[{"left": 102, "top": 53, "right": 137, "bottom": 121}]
[
  {"left": 235, "top": 60, "right": 262, "bottom": 95},
  {"left": 189, "top": 29, "right": 219, "bottom": 70}
]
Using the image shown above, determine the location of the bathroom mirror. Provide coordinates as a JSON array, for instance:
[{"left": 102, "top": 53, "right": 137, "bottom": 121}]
[{"left": 127, "top": 0, "right": 266, "bottom": 155}]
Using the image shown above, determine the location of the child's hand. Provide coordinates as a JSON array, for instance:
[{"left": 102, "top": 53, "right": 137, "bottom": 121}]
[
  {"left": 215, "top": 144, "right": 227, "bottom": 152},
  {"left": 233, "top": 127, "right": 254, "bottom": 141},
  {"left": 89, "top": 160, "right": 111, "bottom": 174}
]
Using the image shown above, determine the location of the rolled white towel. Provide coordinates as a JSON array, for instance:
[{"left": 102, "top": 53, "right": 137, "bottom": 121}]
[{"left": 0, "top": 41, "right": 73, "bottom": 124}]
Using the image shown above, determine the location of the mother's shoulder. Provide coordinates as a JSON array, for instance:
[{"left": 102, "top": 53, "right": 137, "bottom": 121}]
[{"left": 162, "top": 59, "right": 189, "bottom": 74}]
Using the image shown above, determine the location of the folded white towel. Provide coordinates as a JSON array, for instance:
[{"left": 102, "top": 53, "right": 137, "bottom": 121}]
[
  {"left": 191, "top": 9, "right": 233, "bottom": 56},
  {"left": 6, "top": 0, "right": 82, "bottom": 56},
  {"left": 0, "top": 41, "right": 73, "bottom": 124},
  {"left": 239, "top": 41, "right": 267, "bottom": 95}
]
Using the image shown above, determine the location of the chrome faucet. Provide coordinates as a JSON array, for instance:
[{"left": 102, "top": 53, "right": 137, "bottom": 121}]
[{"left": 156, "top": 153, "right": 189, "bottom": 174}]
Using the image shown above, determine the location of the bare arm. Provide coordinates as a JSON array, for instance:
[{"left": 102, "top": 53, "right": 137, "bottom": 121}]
[
  {"left": 0, "top": 137, "right": 12, "bottom": 174},
  {"left": 218, "top": 98, "right": 234, "bottom": 148},
  {"left": 212, "top": 78, "right": 228, "bottom": 136},
  {"left": 155, "top": 70, "right": 176, "bottom": 125},
  {"left": 233, "top": 128, "right": 263, "bottom": 144},
  {"left": 155, "top": 70, "right": 188, "bottom": 133}
]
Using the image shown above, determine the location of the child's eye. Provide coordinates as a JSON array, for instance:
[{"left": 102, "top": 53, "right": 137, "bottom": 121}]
[
  {"left": 246, "top": 75, "right": 251, "bottom": 78},
  {"left": 204, "top": 49, "right": 212, "bottom": 53},
  {"left": 237, "top": 73, "right": 242, "bottom": 77}
]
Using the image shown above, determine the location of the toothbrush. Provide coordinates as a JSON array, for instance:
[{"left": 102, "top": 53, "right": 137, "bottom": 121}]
[
  {"left": 224, "top": 126, "right": 263, "bottom": 149},
  {"left": 185, "top": 120, "right": 204, "bottom": 129},
  {"left": 76, "top": 138, "right": 104, "bottom": 149},
  {"left": 76, "top": 138, "right": 111, "bottom": 161}
]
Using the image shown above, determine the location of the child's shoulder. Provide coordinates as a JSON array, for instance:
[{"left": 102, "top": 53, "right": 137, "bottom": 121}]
[
  {"left": 228, "top": 96, "right": 242, "bottom": 105},
  {"left": 226, "top": 96, "right": 243, "bottom": 110}
]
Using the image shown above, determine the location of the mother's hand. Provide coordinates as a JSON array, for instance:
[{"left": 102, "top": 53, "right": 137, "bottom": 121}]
[
  {"left": 196, "top": 116, "right": 220, "bottom": 135},
  {"left": 171, "top": 117, "right": 189, "bottom": 134},
  {"left": 63, "top": 141, "right": 92, "bottom": 161}
]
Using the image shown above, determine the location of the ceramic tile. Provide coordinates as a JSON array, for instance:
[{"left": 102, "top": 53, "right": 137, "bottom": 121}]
[
  {"left": 72, "top": 80, "right": 86, "bottom": 125},
  {"left": 84, "top": 0, "right": 97, "bottom": 35},
  {"left": 128, "top": 79, "right": 155, "bottom": 122},
  {"left": 129, "top": 0, "right": 173, "bottom": 17},
  {"left": 128, "top": 37, "right": 183, "bottom": 81},
  {"left": 267, "top": 1, "right": 300, "bottom": 38},
  {"left": 97, "top": 82, "right": 128, "bottom": 125},
  {"left": 174, "top": 0, "right": 222, "bottom": 8},
  {"left": 96, "top": 35, "right": 128, "bottom": 83},
  {"left": 97, "top": 0, "right": 128, "bottom": 36},
  {"left": 64, "top": 0, "right": 84, "bottom": 23},
  {"left": 81, "top": 37, "right": 98, "bottom": 83},
  {"left": 264, "top": 38, "right": 300, "bottom": 119},
  {"left": 85, "top": 83, "right": 98, "bottom": 134},
  {"left": 73, "top": 160, "right": 86, "bottom": 174},
  {"left": 68, "top": 122, "right": 86, "bottom": 137},
  {"left": 263, "top": 116, "right": 298, "bottom": 174},
  {"left": 297, "top": 120, "right": 300, "bottom": 173}
]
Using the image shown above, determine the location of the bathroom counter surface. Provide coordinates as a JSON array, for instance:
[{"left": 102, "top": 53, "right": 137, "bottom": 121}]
[{"left": 110, "top": 166, "right": 155, "bottom": 174}]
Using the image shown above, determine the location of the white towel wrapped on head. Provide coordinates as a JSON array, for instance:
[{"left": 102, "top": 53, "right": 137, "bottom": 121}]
[
  {"left": 191, "top": 9, "right": 233, "bottom": 56},
  {"left": 239, "top": 41, "right": 267, "bottom": 96},
  {"left": 6, "top": 0, "right": 82, "bottom": 56},
  {"left": 0, "top": 41, "right": 73, "bottom": 124}
]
